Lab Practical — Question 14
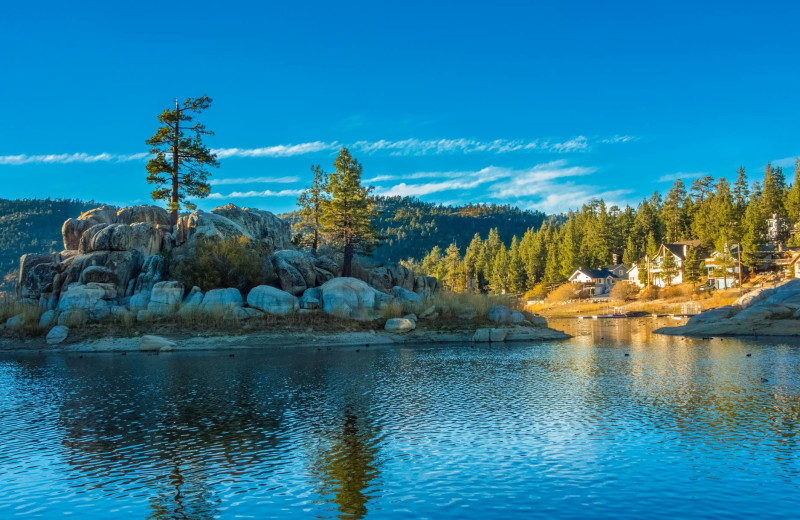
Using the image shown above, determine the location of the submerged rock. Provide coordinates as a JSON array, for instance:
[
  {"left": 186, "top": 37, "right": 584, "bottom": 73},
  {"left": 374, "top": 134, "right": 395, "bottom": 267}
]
[
  {"left": 139, "top": 335, "right": 175, "bottom": 352},
  {"left": 384, "top": 317, "right": 416, "bottom": 333}
]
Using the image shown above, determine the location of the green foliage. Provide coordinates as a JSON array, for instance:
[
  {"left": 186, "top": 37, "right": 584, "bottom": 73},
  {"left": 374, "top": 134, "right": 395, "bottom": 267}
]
[
  {"left": 294, "top": 164, "right": 328, "bottom": 254},
  {"left": 170, "top": 237, "right": 273, "bottom": 293},
  {"left": 319, "top": 148, "right": 377, "bottom": 276},
  {"left": 683, "top": 246, "right": 702, "bottom": 285},
  {"left": 146, "top": 96, "right": 219, "bottom": 223},
  {"left": 660, "top": 252, "right": 679, "bottom": 286}
]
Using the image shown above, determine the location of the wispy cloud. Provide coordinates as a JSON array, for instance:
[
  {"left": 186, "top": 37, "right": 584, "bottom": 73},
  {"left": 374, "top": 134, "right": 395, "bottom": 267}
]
[
  {"left": 208, "top": 175, "right": 299, "bottom": 186},
  {"left": 0, "top": 152, "right": 148, "bottom": 165},
  {"left": 1, "top": 134, "right": 635, "bottom": 166},
  {"left": 771, "top": 156, "right": 799, "bottom": 169},
  {"left": 600, "top": 135, "right": 637, "bottom": 144},
  {"left": 350, "top": 137, "right": 591, "bottom": 156},
  {"left": 207, "top": 189, "right": 302, "bottom": 200},
  {"left": 212, "top": 141, "right": 338, "bottom": 159},
  {"left": 372, "top": 160, "right": 624, "bottom": 213},
  {"left": 656, "top": 171, "right": 708, "bottom": 183}
]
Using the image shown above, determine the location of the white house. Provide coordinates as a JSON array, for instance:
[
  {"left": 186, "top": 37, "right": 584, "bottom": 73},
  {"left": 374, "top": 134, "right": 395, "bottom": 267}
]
[
  {"left": 650, "top": 240, "right": 702, "bottom": 287},
  {"left": 568, "top": 267, "right": 622, "bottom": 297},
  {"left": 627, "top": 264, "right": 643, "bottom": 287}
]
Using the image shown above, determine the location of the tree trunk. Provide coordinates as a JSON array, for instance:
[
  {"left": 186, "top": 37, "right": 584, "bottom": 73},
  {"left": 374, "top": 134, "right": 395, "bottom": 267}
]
[
  {"left": 170, "top": 98, "right": 180, "bottom": 227},
  {"left": 343, "top": 240, "right": 353, "bottom": 278}
]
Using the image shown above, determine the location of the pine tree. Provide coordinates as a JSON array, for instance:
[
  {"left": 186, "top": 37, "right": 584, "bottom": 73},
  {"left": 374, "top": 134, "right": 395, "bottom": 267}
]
[
  {"left": 295, "top": 164, "right": 328, "bottom": 254},
  {"left": 733, "top": 166, "right": 749, "bottom": 211},
  {"left": 489, "top": 247, "right": 509, "bottom": 294},
  {"left": 443, "top": 242, "right": 464, "bottom": 292},
  {"left": 508, "top": 236, "right": 527, "bottom": 293},
  {"left": 683, "top": 246, "right": 701, "bottom": 285},
  {"left": 622, "top": 236, "right": 638, "bottom": 265},
  {"left": 320, "top": 148, "right": 377, "bottom": 276},
  {"left": 660, "top": 251, "right": 679, "bottom": 286},
  {"left": 785, "top": 159, "right": 800, "bottom": 226},
  {"left": 146, "top": 96, "right": 219, "bottom": 226},
  {"left": 662, "top": 179, "right": 688, "bottom": 242}
]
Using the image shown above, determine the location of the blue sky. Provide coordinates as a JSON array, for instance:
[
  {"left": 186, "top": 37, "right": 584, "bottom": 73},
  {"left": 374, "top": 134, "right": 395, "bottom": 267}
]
[{"left": 1, "top": 1, "right": 798, "bottom": 214}]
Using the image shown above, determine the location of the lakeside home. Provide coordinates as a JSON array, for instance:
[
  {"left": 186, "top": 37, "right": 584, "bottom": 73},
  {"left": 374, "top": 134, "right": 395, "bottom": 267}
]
[
  {"left": 650, "top": 240, "right": 703, "bottom": 287},
  {"left": 567, "top": 265, "right": 626, "bottom": 297},
  {"left": 704, "top": 245, "right": 743, "bottom": 289}
]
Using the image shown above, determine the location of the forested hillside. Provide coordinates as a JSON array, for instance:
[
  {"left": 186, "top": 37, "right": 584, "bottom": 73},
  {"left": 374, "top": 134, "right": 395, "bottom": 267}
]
[
  {"left": 283, "top": 196, "right": 549, "bottom": 263},
  {"left": 413, "top": 162, "right": 800, "bottom": 295},
  {"left": 0, "top": 198, "right": 98, "bottom": 293}
]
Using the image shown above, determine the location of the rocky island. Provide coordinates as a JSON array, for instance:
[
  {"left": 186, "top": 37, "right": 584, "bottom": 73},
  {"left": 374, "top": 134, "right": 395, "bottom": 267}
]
[
  {"left": 656, "top": 279, "right": 800, "bottom": 337},
  {"left": 3, "top": 203, "right": 568, "bottom": 351}
]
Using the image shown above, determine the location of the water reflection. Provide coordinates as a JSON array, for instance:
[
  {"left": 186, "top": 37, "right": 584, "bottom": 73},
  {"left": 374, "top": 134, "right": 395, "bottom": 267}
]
[{"left": 1, "top": 323, "right": 800, "bottom": 519}]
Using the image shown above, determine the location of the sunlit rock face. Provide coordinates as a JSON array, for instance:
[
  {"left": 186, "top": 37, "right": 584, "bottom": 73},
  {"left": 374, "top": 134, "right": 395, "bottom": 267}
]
[{"left": 658, "top": 279, "right": 800, "bottom": 337}]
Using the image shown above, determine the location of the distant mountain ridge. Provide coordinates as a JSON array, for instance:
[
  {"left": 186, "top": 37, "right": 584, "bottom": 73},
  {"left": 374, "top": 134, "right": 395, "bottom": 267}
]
[
  {"left": 280, "top": 196, "right": 549, "bottom": 263},
  {"left": 0, "top": 198, "right": 100, "bottom": 293}
]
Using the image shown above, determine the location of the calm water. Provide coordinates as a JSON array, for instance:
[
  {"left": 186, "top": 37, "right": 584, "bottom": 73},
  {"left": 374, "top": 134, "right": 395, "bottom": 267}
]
[{"left": 1, "top": 321, "right": 800, "bottom": 519}]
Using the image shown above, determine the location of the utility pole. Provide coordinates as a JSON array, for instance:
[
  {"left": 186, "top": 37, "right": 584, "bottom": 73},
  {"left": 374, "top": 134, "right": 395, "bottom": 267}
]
[{"left": 737, "top": 242, "right": 743, "bottom": 291}]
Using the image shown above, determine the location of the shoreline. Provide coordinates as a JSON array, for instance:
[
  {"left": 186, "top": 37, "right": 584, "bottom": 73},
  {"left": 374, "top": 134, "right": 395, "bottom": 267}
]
[{"left": 0, "top": 326, "right": 571, "bottom": 353}]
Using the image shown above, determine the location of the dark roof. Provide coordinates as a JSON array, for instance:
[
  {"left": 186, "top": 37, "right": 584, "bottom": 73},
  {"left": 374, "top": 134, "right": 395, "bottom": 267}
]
[
  {"left": 573, "top": 267, "right": 616, "bottom": 280},
  {"left": 662, "top": 240, "right": 703, "bottom": 260},
  {"left": 602, "top": 263, "right": 628, "bottom": 272}
]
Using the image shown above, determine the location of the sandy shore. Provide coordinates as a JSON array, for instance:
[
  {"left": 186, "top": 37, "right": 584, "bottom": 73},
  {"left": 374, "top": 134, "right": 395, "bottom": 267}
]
[{"left": 0, "top": 326, "right": 571, "bottom": 353}]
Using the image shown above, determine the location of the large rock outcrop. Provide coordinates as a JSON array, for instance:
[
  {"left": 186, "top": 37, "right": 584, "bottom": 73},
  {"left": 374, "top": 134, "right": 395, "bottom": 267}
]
[
  {"left": 17, "top": 253, "right": 61, "bottom": 301},
  {"left": 657, "top": 279, "right": 800, "bottom": 337},
  {"left": 271, "top": 250, "right": 317, "bottom": 296},
  {"left": 175, "top": 204, "right": 292, "bottom": 251}
]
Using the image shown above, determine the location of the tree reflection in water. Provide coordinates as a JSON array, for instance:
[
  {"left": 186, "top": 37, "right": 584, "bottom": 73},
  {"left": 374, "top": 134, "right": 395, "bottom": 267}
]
[{"left": 312, "top": 409, "right": 380, "bottom": 519}]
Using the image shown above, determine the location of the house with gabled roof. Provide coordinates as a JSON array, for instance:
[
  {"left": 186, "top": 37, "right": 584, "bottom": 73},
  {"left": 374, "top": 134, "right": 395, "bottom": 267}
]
[
  {"left": 568, "top": 266, "right": 625, "bottom": 297},
  {"left": 649, "top": 240, "right": 703, "bottom": 287},
  {"left": 703, "top": 244, "right": 744, "bottom": 289}
]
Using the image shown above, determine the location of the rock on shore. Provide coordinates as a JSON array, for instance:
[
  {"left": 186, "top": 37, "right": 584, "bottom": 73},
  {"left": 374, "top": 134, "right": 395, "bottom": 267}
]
[{"left": 656, "top": 279, "right": 800, "bottom": 337}]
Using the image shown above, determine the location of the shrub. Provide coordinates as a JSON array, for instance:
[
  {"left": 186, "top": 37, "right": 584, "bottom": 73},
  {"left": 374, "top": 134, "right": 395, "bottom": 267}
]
[
  {"left": 661, "top": 284, "right": 696, "bottom": 299},
  {"left": 525, "top": 283, "right": 549, "bottom": 300},
  {"left": 170, "top": 237, "right": 275, "bottom": 293},
  {"left": 639, "top": 285, "right": 660, "bottom": 301},
  {"left": 546, "top": 283, "right": 579, "bottom": 303},
  {"left": 609, "top": 282, "right": 639, "bottom": 302}
]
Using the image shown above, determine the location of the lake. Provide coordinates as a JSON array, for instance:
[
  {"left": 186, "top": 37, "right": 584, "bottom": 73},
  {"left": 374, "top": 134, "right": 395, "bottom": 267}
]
[{"left": 1, "top": 320, "right": 799, "bottom": 519}]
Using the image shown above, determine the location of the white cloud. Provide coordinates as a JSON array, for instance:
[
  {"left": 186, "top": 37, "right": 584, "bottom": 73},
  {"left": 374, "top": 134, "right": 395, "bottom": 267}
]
[
  {"left": 600, "top": 135, "right": 637, "bottom": 144},
  {"left": 656, "top": 171, "right": 708, "bottom": 183},
  {"left": 208, "top": 175, "right": 299, "bottom": 186},
  {"left": 0, "top": 152, "right": 148, "bottom": 165},
  {"left": 350, "top": 136, "right": 592, "bottom": 156},
  {"left": 212, "top": 141, "right": 339, "bottom": 159},
  {"left": 372, "top": 160, "right": 618, "bottom": 213},
  {"left": 206, "top": 189, "right": 302, "bottom": 199},
  {"left": 771, "top": 156, "right": 799, "bottom": 169}
]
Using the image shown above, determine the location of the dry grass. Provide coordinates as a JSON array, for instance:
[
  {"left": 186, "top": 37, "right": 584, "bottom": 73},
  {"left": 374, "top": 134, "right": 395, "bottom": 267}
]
[
  {"left": 0, "top": 298, "right": 45, "bottom": 336},
  {"left": 529, "top": 284, "right": 744, "bottom": 318}
]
